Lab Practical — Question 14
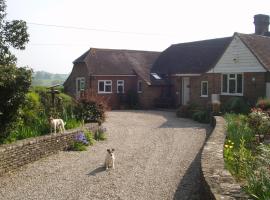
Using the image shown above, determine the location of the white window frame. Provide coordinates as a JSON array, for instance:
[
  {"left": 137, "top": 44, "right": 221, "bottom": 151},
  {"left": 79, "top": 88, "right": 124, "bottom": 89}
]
[
  {"left": 137, "top": 80, "right": 142, "bottom": 93},
  {"left": 221, "top": 73, "right": 243, "bottom": 96},
  {"left": 76, "top": 77, "right": 85, "bottom": 92},
  {"left": 98, "top": 80, "right": 112, "bottom": 94},
  {"left": 117, "top": 80, "right": 125, "bottom": 93},
  {"left": 200, "top": 81, "right": 208, "bottom": 97}
]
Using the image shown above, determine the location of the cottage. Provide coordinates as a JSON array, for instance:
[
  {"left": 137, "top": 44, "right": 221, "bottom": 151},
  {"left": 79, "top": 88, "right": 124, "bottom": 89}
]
[
  {"left": 64, "top": 14, "right": 270, "bottom": 109},
  {"left": 64, "top": 48, "right": 161, "bottom": 108},
  {"left": 151, "top": 14, "right": 270, "bottom": 107}
]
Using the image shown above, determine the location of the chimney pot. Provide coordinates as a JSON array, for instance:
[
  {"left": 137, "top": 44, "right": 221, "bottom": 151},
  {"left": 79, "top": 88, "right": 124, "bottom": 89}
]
[{"left": 254, "top": 14, "right": 269, "bottom": 35}]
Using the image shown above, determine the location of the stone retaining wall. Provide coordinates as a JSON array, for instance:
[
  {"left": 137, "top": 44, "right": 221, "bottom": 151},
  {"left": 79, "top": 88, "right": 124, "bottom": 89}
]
[
  {"left": 0, "top": 123, "right": 98, "bottom": 176},
  {"left": 201, "top": 116, "right": 248, "bottom": 199}
]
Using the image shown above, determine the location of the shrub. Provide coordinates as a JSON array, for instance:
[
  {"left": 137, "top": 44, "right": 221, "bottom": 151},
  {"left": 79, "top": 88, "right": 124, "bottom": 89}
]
[
  {"left": 192, "top": 110, "right": 210, "bottom": 123},
  {"left": 0, "top": 65, "right": 32, "bottom": 142},
  {"left": 74, "top": 99, "right": 106, "bottom": 125},
  {"left": 247, "top": 108, "right": 270, "bottom": 142},
  {"left": 84, "top": 129, "right": 95, "bottom": 145},
  {"left": 223, "top": 97, "right": 250, "bottom": 114},
  {"left": 70, "top": 132, "right": 89, "bottom": 151},
  {"left": 256, "top": 98, "right": 270, "bottom": 115}
]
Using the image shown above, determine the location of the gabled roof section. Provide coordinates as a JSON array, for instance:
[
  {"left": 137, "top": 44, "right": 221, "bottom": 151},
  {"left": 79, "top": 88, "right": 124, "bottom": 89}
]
[
  {"left": 74, "top": 48, "right": 160, "bottom": 84},
  {"left": 237, "top": 33, "right": 270, "bottom": 71},
  {"left": 151, "top": 37, "right": 232, "bottom": 74}
]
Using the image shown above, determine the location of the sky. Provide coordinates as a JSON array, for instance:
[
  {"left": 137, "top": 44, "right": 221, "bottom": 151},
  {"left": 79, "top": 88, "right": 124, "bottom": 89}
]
[{"left": 6, "top": 0, "right": 270, "bottom": 74}]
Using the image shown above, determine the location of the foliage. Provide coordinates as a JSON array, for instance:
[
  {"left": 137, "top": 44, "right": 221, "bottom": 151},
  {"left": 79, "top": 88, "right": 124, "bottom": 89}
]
[
  {"left": 65, "top": 118, "right": 83, "bottom": 130},
  {"left": 222, "top": 97, "right": 250, "bottom": 114},
  {"left": 74, "top": 98, "right": 106, "bottom": 125},
  {"left": 247, "top": 108, "right": 270, "bottom": 142},
  {"left": 244, "top": 144, "right": 270, "bottom": 200},
  {"left": 84, "top": 129, "right": 95, "bottom": 145},
  {"left": 225, "top": 114, "right": 255, "bottom": 149},
  {"left": 0, "top": 65, "right": 32, "bottom": 142},
  {"left": 71, "top": 141, "right": 87, "bottom": 151},
  {"left": 224, "top": 114, "right": 270, "bottom": 199},
  {"left": 94, "top": 126, "right": 107, "bottom": 141},
  {"left": 256, "top": 98, "right": 270, "bottom": 112},
  {"left": 192, "top": 110, "right": 210, "bottom": 123},
  {"left": 0, "top": 0, "right": 29, "bottom": 66},
  {"left": 125, "top": 89, "right": 139, "bottom": 109}
]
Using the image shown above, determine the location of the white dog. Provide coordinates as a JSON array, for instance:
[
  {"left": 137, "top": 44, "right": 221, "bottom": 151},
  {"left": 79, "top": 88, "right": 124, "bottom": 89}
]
[
  {"left": 49, "top": 116, "right": 65, "bottom": 134},
  {"left": 105, "top": 148, "right": 115, "bottom": 170}
]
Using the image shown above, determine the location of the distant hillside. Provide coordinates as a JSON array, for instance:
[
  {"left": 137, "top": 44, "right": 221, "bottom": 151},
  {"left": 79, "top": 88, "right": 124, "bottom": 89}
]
[{"left": 32, "top": 71, "right": 69, "bottom": 87}]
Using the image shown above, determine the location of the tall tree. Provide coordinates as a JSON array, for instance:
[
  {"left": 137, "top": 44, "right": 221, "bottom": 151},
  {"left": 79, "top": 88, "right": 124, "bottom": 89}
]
[
  {"left": 0, "top": 0, "right": 31, "bottom": 142},
  {"left": 0, "top": 0, "right": 29, "bottom": 66}
]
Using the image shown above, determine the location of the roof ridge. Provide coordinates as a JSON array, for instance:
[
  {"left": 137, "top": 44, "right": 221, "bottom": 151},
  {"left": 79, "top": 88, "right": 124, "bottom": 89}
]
[
  {"left": 171, "top": 36, "right": 232, "bottom": 47},
  {"left": 89, "top": 47, "right": 160, "bottom": 53}
]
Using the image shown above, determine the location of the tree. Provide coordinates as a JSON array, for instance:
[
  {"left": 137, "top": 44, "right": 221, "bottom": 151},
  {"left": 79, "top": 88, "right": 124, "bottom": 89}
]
[
  {"left": 0, "top": 0, "right": 30, "bottom": 142},
  {"left": 0, "top": 0, "right": 29, "bottom": 66}
]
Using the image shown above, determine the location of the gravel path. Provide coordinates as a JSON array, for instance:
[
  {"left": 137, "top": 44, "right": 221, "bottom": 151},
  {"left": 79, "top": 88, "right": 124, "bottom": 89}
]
[{"left": 0, "top": 110, "right": 210, "bottom": 200}]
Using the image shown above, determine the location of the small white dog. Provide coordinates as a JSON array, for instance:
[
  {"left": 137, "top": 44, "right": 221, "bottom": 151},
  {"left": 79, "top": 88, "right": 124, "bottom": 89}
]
[
  {"left": 49, "top": 116, "right": 65, "bottom": 134},
  {"left": 105, "top": 148, "right": 115, "bottom": 170}
]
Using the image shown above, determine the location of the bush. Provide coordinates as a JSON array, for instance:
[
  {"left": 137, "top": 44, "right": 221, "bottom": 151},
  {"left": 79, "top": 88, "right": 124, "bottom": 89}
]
[
  {"left": 192, "top": 110, "right": 210, "bottom": 123},
  {"left": 0, "top": 65, "right": 32, "bottom": 142},
  {"left": 223, "top": 97, "right": 250, "bottom": 114},
  {"left": 256, "top": 98, "right": 270, "bottom": 114},
  {"left": 84, "top": 129, "right": 95, "bottom": 145},
  {"left": 70, "top": 132, "right": 89, "bottom": 151},
  {"left": 74, "top": 99, "right": 106, "bottom": 125}
]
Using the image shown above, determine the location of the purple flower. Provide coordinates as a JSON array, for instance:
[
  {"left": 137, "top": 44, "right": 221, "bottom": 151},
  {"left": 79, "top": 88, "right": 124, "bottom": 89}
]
[{"left": 75, "top": 132, "right": 88, "bottom": 145}]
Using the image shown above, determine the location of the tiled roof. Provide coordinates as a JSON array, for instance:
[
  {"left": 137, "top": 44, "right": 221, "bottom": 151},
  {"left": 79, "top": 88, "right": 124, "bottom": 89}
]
[
  {"left": 74, "top": 48, "right": 160, "bottom": 84},
  {"left": 237, "top": 33, "right": 270, "bottom": 71},
  {"left": 151, "top": 37, "right": 232, "bottom": 74}
]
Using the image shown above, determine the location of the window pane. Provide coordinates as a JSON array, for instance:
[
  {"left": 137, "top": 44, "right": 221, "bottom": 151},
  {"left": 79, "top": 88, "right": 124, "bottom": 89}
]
[
  {"left": 80, "top": 79, "right": 85, "bottom": 90},
  {"left": 99, "top": 81, "right": 104, "bottom": 92},
  {"left": 105, "top": 85, "right": 111, "bottom": 92},
  {"left": 118, "top": 86, "right": 123, "bottom": 93},
  {"left": 222, "top": 75, "right": 227, "bottom": 93},
  {"left": 77, "top": 79, "right": 81, "bottom": 91},
  {"left": 237, "top": 74, "right": 242, "bottom": 93},
  {"left": 229, "top": 79, "right": 236, "bottom": 93},
  {"left": 229, "top": 74, "right": 235, "bottom": 78},
  {"left": 138, "top": 81, "right": 142, "bottom": 92},
  {"left": 202, "top": 82, "right": 208, "bottom": 96}
]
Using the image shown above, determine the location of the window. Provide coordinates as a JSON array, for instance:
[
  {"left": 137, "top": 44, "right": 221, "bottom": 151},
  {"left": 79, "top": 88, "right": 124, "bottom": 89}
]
[
  {"left": 201, "top": 81, "right": 208, "bottom": 97},
  {"left": 98, "top": 80, "right": 112, "bottom": 93},
  {"left": 221, "top": 74, "right": 243, "bottom": 95},
  {"left": 76, "top": 77, "right": 85, "bottom": 92},
  {"left": 137, "top": 80, "right": 142, "bottom": 93},
  {"left": 151, "top": 73, "right": 161, "bottom": 80},
  {"left": 117, "top": 80, "right": 124, "bottom": 93}
]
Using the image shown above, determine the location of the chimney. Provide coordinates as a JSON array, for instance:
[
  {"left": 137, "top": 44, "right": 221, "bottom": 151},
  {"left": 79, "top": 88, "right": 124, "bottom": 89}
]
[{"left": 254, "top": 14, "right": 269, "bottom": 35}]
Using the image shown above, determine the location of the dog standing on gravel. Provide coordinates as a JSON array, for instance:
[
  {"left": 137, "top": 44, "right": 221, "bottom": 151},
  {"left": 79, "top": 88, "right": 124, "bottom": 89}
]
[
  {"left": 49, "top": 116, "right": 65, "bottom": 134},
  {"left": 105, "top": 148, "right": 115, "bottom": 170}
]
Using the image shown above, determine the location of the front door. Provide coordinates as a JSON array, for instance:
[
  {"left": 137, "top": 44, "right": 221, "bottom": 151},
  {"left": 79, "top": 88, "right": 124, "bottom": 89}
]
[{"left": 182, "top": 77, "right": 190, "bottom": 105}]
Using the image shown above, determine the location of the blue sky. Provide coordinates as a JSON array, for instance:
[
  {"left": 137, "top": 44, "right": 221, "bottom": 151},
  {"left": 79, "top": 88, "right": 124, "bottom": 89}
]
[{"left": 6, "top": 0, "right": 270, "bottom": 74}]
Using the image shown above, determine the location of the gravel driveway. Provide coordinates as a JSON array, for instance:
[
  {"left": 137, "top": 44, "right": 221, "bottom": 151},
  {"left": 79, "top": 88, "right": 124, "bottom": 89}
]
[{"left": 0, "top": 110, "right": 210, "bottom": 200}]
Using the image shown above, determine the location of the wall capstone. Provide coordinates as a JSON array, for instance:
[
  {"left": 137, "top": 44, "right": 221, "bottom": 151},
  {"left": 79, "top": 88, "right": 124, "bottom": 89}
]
[{"left": 201, "top": 116, "right": 249, "bottom": 199}]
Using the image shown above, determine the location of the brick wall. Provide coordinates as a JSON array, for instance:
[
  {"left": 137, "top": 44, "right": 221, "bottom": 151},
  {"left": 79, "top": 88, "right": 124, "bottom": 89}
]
[
  {"left": 177, "top": 72, "right": 266, "bottom": 107},
  {"left": 64, "top": 63, "right": 89, "bottom": 98},
  {"left": 0, "top": 123, "right": 98, "bottom": 177},
  {"left": 138, "top": 80, "right": 162, "bottom": 108}
]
